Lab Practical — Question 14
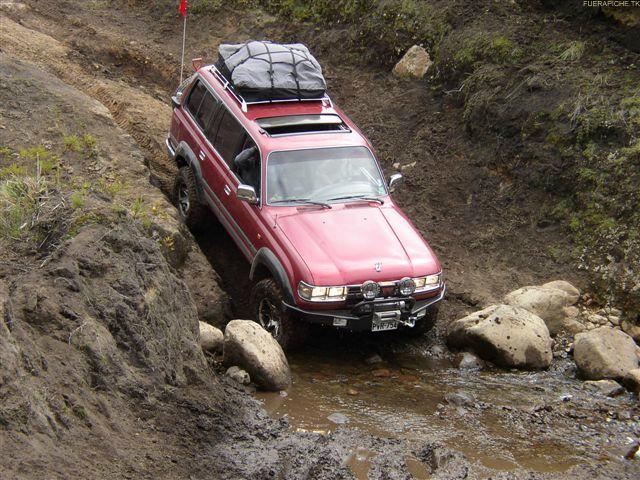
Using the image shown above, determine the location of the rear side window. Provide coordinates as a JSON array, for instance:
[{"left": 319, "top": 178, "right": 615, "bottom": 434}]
[
  {"left": 186, "top": 80, "right": 206, "bottom": 115},
  {"left": 214, "top": 110, "right": 247, "bottom": 167},
  {"left": 196, "top": 92, "right": 219, "bottom": 133}
]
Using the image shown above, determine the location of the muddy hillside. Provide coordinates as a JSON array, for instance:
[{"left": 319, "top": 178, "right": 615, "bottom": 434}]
[{"left": 1, "top": 1, "right": 640, "bottom": 479}]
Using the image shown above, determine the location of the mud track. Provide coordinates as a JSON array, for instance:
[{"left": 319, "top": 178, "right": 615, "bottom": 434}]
[{"left": 1, "top": 1, "right": 639, "bottom": 479}]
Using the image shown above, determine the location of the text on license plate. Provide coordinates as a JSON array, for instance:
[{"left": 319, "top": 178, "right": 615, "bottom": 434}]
[{"left": 372, "top": 311, "right": 400, "bottom": 332}]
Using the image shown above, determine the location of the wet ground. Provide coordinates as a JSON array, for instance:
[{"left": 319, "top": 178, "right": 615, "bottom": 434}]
[{"left": 256, "top": 339, "right": 640, "bottom": 478}]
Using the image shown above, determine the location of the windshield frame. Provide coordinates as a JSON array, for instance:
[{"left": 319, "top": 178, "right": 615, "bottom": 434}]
[{"left": 264, "top": 145, "right": 388, "bottom": 207}]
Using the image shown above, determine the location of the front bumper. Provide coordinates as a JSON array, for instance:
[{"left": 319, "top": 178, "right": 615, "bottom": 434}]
[{"left": 283, "top": 286, "right": 445, "bottom": 332}]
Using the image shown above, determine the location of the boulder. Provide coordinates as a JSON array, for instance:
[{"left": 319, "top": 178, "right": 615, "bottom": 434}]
[
  {"left": 573, "top": 327, "right": 639, "bottom": 381},
  {"left": 504, "top": 282, "right": 580, "bottom": 335},
  {"left": 199, "top": 321, "right": 223, "bottom": 352},
  {"left": 621, "top": 320, "right": 640, "bottom": 343},
  {"left": 583, "top": 379, "right": 625, "bottom": 397},
  {"left": 454, "top": 351, "right": 485, "bottom": 370},
  {"left": 447, "top": 305, "right": 553, "bottom": 369},
  {"left": 392, "top": 45, "right": 433, "bottom": 79},
  {"left": 223, "top": 320, "right": 291, "bottom": 391},
  {"left": 226, "top": 366, "right": 250, "bottom": 385},
  {"left": 623, "top": 369, "right": 640, "bottom": 394}
]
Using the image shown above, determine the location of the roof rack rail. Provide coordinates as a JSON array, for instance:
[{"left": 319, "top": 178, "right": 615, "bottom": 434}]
[{"left": 209, "top": 64, "right": 333, "bottom": 113}]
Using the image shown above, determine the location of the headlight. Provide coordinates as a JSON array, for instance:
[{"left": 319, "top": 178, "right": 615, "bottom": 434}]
[
  {"left": 298, "top": 281, "right": 347, "bottom": 302},
  {"left": 361, "top": 280, "right": 380, "bottom": 300},
  {"left": 398, "top": 277, "right": 416, "bottom": 296},
  {"left": 413, "top": 273, "right": 442, "bottom": 293}
]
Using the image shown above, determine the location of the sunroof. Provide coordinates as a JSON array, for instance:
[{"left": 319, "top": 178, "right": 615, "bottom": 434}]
[{"left": 256, "top": 114, "right": 349, "bottom": 136}]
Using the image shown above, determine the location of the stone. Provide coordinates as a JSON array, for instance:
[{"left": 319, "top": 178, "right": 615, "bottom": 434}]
[
  {"left": 621, "top": 320, "right": 640, "bottom": 343},
  {"left": 454, "top": 351, "right": 485, "bottom": 370},
  {"left": 372, "top": 368, "right": 392, "bottom": 378},
  {"left": 365, "top": 354, "right": 383, "bottom": 365},
  {"left": 448, "top": 304, "right": 553, "bottom": 369},
  {"left": 199, "top": 321, "right": 223, "bottom": 352},
  {"left": 541, "top": 280, "right": 580, "bottom": 303},
  {"left": 609, "top": 316, "right": 621, "bottom": 326},
  {"left": 223, "top": 320, "right": 291, "bottom": 391},
  {"left": 504, "top": 283, "right": 580, "bottom": 335},
  {"left": 573, "top": 327, "right": 639, "bottom": 381},
  {"left": 623, "top": 369, "right": 640, "bottom": 393},
  {"left": 226, "top": 366, "right": 250, "bottom": 385},
  {"left": 583, "top": 379, "right": 625, "bottom": 397},
  {"left": 327, "top": 412, "right": 349, "bottom": 425},
  {"left": 392, "top": 45, "right": 433, "bottom": 79},
  {"left": 444, "top": 391, "right": 475, "bottom": 407}
]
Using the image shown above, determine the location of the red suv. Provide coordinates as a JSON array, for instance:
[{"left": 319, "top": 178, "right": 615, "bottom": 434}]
[{"left": 167, "top": 63, "right": 444, "bottom": 349}]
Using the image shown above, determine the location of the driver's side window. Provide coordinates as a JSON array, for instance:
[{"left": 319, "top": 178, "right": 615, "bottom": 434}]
[{"left": 233, "top": 138, "right": 261, "bottom": 196}]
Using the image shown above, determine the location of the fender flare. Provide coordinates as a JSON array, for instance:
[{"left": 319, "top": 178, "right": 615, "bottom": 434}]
[
  {"left": 250, "top": 248, "right": 295, "bottom": 303},
  {"left": 174, "top": 141, "right": 205, "bottom": 201}
]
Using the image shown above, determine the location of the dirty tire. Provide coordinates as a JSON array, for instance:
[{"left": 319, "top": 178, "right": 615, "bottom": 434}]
[
  {"left": 174, "top": 165, "right": 207, "bottom": 231},
  {"left": 405, "top": 305, "right": 439, "bottom": 337},
  {"left": 250, "top": 278, "right": 308, "bottom": 351}
]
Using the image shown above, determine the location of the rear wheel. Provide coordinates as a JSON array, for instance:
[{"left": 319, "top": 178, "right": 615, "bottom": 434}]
[
  {"left": 250, "top": 278, "right": 308, "bottom": 351},
  {"left": 405, "top": 305, "right": 439, "bottom": 337},
  {"left": 173, "top": 166, "right": 206, "bottom": 231}
]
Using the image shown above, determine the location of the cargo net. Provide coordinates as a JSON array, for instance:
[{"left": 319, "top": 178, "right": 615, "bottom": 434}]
[{"left": 216, "top": 41, "right": 327, "bottom": 103}]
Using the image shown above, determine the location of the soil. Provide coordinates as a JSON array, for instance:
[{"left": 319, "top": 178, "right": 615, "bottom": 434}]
[{"left": 1, "top": 1, "right": 639, "bottom": 479}]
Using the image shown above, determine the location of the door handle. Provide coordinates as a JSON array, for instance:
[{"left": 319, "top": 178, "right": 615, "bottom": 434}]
[
  {"left": 198, "top": 150, "right": 205, "bottom": 161},
  {"left": 223, "top": 184, "right": 231, "bottom": 196}
]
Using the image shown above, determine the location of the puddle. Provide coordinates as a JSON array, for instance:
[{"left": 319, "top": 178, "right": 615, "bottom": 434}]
[{"left": 256, "top": 345, "right": 637, "bottom": 475}]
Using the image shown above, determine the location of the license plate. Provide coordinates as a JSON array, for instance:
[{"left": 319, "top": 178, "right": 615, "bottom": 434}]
[{"left": 371, "top": 311, "right": 400, "bottom": 332}]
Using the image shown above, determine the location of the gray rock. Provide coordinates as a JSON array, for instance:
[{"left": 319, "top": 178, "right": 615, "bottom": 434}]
[
  {"left": 583, "top": 379, "right": 625, "bottom": 397},
  {"left": 623, "top": 369, "right": 640, "bottom": 393},
  {"left": 226, "top": 366, "right": 250, "bottom": 385},
  {"left": 573, "top": 327, "right": 639, "bottom": 381},
  {"left": 447, "top": 304, "right": 553, "bottom": 369},
  {"left": 444, "top": 391, "right": 475, "bottom": 407},
  {"left": 504, "top": 282, "right": 580, "bottom": 335},
  {"left": 454, "top": 351, "right": 484, "bottom": 370},
  {"left": 199, "top": 321, "right": 223, "bottom": 352},
  {"left": 327, "top": 412, "right": 349, "bottom": 425},
  {"left": 365, "top": 354, "right": 383, "bottom": 365},
  {"left": 392, "top": 45, "right": 433, "bottom": 79},
  {"left": 621, "top": 320, "right": 640, "bottom": 343},
  {"left": 223, "top": 320, "right": 291, "bottom": 391}
]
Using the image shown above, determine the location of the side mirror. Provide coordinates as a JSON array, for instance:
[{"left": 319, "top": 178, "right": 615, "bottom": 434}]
[
  {"left": 388, "top": 173, "right": 404, "bottom": 193},
  {"left": 237, "top": 184, "right": 258, "bottom": 205},
  {"left": 171, "top": 91, "right": 182, "bottom": 109}
]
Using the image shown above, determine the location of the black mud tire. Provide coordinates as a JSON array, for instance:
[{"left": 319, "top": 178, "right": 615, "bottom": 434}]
[
  {"left": 174, "top": 166, "right": 207, "bottom": 231},
  {"left": 405, "top": 305, "right": 439, "bottom": 338},
  {"left": 250, "top": 278, "right": 308, "bottom": 351}
]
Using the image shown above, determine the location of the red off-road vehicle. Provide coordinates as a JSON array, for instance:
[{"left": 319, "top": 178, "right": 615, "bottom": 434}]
[{"left": 167, "top": 54, "right": 444, "bottom": 349}]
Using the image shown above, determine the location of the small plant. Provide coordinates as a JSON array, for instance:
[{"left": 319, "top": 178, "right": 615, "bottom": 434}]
[
  {"left": 559, "top": 41, "right": 585, "bottom": 62},
  {"left": 0, "top": 164, "right": 28, "bottom": 180},
  {"left": 130, "top": 197, "right": 146, "bottom": 217},
  {"left": 63, "top": 135, "right": 82, "bottom": 152},
  {"left": 83, "top": 134, "right": 97, "bottom": 153},
  {"left": 0, "top": 147, "right": 12, "bottom": 160},
  {"left": 69, "top": 192, "right": 85, "bottom": 209}
]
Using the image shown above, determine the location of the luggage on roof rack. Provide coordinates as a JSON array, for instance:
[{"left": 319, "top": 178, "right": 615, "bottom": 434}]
[{"left": 215, "top": 41, "right": 327, "bottom": 103}]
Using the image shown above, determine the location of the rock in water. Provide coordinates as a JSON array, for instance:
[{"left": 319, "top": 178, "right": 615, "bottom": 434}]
[
  {"left": 223, "top": 320, "right": 291, "bottom": 391},
  {"left": 504, "top": 282, "right": 580, "bottom": 335},
  {"left": 226, "top": 366, "right": 251, "bottom": 385},
  {"left": 447, "top": 305, "right": 553, "bottom": 369},
  {"left": 454, "top": 351, "right": 485, "bottom": 370},
  {"left": 573, "top": 327, "right": 639, "bottom": 381},
  {"left": 392, "top": 45, "right": 433, "bottom": 79},
  {"left": 327, "top": 412, "right": 349, "bottom": 425},
  {"left": 199, "top": 321, "right": 223, "bottom": 352},
  {"left": 583, "top": 379, "right": 625, "bottom": 397}
]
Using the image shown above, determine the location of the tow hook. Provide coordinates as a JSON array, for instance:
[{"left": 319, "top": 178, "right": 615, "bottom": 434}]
[{"left": 398, "top": 317, "right": 416, "bottom": 328}]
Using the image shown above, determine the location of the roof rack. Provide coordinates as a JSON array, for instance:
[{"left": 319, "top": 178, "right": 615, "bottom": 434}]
[{"left": 209, "top": 64, "right": 333, "bottom": 113}]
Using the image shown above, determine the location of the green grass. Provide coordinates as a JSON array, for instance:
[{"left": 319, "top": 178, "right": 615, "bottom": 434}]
[{"left": 63, "top": 135, "right": 83, "bottom": 152}]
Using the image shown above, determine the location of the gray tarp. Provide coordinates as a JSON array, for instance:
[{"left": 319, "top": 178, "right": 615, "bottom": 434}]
[{"left": 216, "top": 41, "right": 327, "bottom": 101}]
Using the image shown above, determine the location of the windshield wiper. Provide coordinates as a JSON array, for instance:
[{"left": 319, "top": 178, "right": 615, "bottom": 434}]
[
  {"left": 327, "top": 194, "right": 384, "bottom": 205},
  {"left": 271, "top": 198, "right": 332, "bottom": 208}
]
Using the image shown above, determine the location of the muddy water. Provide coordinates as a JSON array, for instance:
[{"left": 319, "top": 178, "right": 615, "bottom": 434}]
[{"left": 257, "top": 342, "right": 636, "bottom": 477}]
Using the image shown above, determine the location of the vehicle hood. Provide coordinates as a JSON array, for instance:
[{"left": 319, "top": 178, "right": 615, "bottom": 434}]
[{"left": 274, "top": 204, "right": 440, "bottom": 285}]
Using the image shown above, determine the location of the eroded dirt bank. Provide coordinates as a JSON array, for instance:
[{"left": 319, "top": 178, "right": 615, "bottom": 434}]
[{"left": 1, "top": 1, "right": 639, "bottom": 479}]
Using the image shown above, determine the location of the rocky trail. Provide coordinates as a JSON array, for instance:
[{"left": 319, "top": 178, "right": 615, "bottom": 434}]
[{"left": 1, "top": 1, "right": 639, "bottom": 479}]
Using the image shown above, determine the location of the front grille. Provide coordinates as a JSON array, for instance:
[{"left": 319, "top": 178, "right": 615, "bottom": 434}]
[{"left": 346, "top": 283, "right": 400, "bottom": 306}]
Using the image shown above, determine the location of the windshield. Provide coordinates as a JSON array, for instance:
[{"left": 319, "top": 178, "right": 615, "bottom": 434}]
[{"left": 266, "top": 146, "right": 386, "bottom": 205}]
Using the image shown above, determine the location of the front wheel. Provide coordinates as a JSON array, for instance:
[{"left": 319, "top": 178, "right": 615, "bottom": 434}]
[
  {"left": 173, "top": 166, "right": 207, "bottom": 231},
  {"left": 250, "top": 278, "right": 308, "bottom": 351}
]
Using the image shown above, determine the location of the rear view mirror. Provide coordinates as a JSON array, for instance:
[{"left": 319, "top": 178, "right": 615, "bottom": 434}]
[
  {"left": 171, "top": 91, "right": 182, "bottom": 109},
  {"left": 388, "top": 173, "right": 404, "bottom": 193},
  {"left": 237, "top": 184, "right": 258, "bottom": 205}
]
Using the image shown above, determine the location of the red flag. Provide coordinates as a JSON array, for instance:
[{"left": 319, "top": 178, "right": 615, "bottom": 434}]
[{"left": 179, "top": 0, "right": 188, "bottom": 17}]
